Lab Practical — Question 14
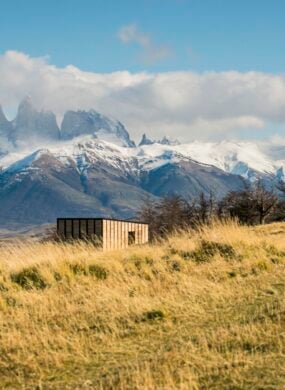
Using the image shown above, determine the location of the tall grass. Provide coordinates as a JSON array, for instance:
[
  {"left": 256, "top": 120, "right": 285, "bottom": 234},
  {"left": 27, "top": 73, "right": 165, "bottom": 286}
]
[{"left": 0, "top": 221, "right": 284, "bottom": 389}]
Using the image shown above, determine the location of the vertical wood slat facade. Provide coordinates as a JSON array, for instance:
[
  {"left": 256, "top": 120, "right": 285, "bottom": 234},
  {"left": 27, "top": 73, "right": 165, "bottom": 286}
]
[
  {"left": 57, "top": 218, "right": 148, "bottom": 250},
  {"left": 102, "top": 219, "right": 107, "bottom": 250}
]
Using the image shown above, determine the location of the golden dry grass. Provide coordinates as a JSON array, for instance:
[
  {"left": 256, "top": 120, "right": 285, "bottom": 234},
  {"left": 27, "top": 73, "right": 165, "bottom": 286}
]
[{"left": 0, "top": 220, "right": 284, "bottom": 389}]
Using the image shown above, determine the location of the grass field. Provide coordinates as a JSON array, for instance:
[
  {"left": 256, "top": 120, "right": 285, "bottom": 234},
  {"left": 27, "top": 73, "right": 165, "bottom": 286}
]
[{"left": 0, "top": 221, "right": 284, "bottom": 389}]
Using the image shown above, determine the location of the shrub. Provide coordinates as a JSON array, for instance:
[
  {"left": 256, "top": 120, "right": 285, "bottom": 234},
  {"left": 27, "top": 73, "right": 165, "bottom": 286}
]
[
  {"left": 11, "top": 267, "right": 47, "bottom": 290},
  {"left": 70, "top": 263, "right": 88, "bottom": 276},
  {"left": 179, "top": 251, "right": 192, "bottom": 260},
  {"left": 54, "top": 271, "right": 62, "bottom": 281},
  {"left": 88, "top": 264, "right": 108, "bottom": 280},
  {"left": 190, "top": 240, "right": 238, "bottom": 263},
  {"left": 141, "top": 310, "right": 165, "bottom": 322},
  {"left": 170, "top": 260, "right": 181, "bottom": 272},
  {"left": 70, "top": 263, "right": 108, "bottom": 280}
]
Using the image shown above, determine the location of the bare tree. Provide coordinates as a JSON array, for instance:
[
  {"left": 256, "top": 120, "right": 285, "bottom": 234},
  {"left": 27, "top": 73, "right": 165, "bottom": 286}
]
[
  {"left": 219, "top": 180, "right": 278, "bottom": 225},
  {"left": 139, "top": 180, "right": 281, "bottom": 240},
  {"left": 198, "top": 192, "right": 208, "bottom": 224},
  {"left": 156, "top": 195, "right": 187, "bottom": 235},
  {"left": 218, "top": 185, "right": 256, "bottom": 224},
  {"left": 138, "top": 195, "right": 197, "bottom": 239},
  {"left": 137, "top": 196, "right": 159, "bottom": 239},
  {"left": 196, "top": 191, "right": 216, "bottom": 224},
  {"left": 252, "top": 180, "right": 278, "bottom": 224}
]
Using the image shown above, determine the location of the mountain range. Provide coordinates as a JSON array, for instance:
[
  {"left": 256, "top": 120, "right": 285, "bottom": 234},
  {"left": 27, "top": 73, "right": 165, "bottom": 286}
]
[{"left": 0, "top": 97, "right": 284, "bottom": 229}]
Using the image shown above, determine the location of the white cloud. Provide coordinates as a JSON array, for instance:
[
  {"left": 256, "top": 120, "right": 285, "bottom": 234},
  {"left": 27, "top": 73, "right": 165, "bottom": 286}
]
[
  {"left": 1, "top": 51, "right": 285, "bottom": 142},
  {"left": 117, "top": 23, "right": 171, "bottom": 64}
]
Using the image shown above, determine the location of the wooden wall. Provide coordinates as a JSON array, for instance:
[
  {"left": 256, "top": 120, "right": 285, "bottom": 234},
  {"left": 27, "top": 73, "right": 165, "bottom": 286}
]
[
  {"left": 57, "top": 219, "right": 148, "bottom": 250},
  {"left": 102, "top": 220, "right": 148, "bottom": 250}
]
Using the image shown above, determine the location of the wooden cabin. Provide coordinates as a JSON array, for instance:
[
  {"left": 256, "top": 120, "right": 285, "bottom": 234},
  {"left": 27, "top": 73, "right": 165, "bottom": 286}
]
[{"left": 57, "top": 218, "right": 149, "bottom": 250}]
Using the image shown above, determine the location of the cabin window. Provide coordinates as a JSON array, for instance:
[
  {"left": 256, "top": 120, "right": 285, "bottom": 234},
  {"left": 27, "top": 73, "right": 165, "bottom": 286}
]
[
  {"left": 128, "top": 231, "right": 136, "bottom": 245},
  {"left": 73, "top": 220, "right": 79, "bottom": 238},
  {"left": 80, "top": 219, "right": 87, "bottom": 238},
  {"left": 87, "top": 219, "right": 95, "bottom": 236},
  {"left": 58, "top": 219, "right": 65, "bottom": 236},
  {"left": 65, "top": 220, "right": 72, "bottom": 239}
]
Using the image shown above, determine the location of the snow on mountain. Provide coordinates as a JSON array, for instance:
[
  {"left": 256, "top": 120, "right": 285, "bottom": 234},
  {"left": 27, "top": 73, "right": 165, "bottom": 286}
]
[
  {"left": 173, "top": 141, "right": 280, "bottom": 179},
  {"left": 1, "top": 97, "right": 285, "bottom": 185},
  {"left": 1, "top": 136, "right": 284, "bottom": 184},
  {"left": 2, "top": 103, "right": 285, "bottom": 228},
  {"left": 4, "top": 150, "right": 48, "bottom": 175}
]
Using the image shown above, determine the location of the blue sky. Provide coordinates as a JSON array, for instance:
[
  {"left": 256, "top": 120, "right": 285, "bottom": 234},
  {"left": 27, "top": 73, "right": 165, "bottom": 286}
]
[
  {"left": 1, "top": 0, "right": 285, "bottom": 142},
  {"left": 1, "top": 0, "right": 285, "bottom": 73}
]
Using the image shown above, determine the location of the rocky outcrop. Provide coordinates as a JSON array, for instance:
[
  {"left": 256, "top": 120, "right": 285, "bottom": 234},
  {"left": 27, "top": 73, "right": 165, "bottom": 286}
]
[{"left": 60, "top": 109, "right": 135, "bottom": 147}]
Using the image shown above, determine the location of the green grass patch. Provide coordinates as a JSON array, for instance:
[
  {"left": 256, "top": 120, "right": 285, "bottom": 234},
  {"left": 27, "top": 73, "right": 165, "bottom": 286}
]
[{"left": 11, "top": 267, "right": 48, "bottom": 290}]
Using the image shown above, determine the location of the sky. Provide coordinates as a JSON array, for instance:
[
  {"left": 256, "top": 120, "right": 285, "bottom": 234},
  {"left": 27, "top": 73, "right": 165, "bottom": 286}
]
[{"left": 1, "top": 0, "right": 285, "bottom": 142}]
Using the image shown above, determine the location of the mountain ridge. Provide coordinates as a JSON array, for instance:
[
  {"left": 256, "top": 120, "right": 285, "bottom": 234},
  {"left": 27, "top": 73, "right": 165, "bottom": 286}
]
[
  {"left": 0, "top": 97, "right": 136, "bottom": 150},
  {"left": 0, "top": 98, "right": 284, "bottom": 229}
]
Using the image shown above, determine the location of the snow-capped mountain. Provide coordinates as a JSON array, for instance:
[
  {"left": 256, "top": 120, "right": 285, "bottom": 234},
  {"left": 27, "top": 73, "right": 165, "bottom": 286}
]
[{"left": 0, "top": 97, "right": 284, "bottom": 228}]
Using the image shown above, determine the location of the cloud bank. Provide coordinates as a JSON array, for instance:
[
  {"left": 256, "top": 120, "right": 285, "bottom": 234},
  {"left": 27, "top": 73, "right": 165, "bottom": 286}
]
[{"left": 1, "top": 50, "right": 285, "bottom": 141}]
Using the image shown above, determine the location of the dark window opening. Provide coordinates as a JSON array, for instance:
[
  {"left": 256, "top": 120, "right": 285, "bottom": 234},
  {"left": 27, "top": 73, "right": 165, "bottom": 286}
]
[{"left": 128, "top": 231, "right": 136, "bottom": 245}]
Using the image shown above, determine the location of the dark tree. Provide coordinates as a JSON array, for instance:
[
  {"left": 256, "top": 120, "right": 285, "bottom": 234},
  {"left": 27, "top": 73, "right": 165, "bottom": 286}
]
[
  {"left": 137, "top": 197, "right": 159, "bottom": 239},
  {"left": 218, "top": 185, "right": 256, "bottom": 224},
  {"left": 252, "top": 180, "right": 278, "bottom": 224},
  {"left": 138, "top": 179, "right": 282, "bottom": 240},
  {"left": 156, "top": 195, "right": 188, "bottom": 236},
  {"left": 196, "top": 191, "right": 216, "bottom": 224},
  {"left": 218, "top": 180, "right": 278, "bottom": 225},
  {"left": 198, "top": 192, "right": 208, "bottom": 224}
]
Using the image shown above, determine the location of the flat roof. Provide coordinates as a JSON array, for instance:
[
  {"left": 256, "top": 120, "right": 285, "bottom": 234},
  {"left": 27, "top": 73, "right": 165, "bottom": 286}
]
[{"left": 57, "top": 217, "right": 148, "bottom": 225}]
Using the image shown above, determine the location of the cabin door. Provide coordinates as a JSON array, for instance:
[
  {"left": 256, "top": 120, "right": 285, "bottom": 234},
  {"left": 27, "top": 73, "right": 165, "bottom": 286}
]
[{"left": 128, "top": 231, "right": 135, "bottom": 245}]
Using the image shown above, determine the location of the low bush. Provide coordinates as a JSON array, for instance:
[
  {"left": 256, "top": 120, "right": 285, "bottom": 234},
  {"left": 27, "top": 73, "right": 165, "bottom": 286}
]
[
  {"left": 141, "top": 309, "right": 165, "bottom": 322},
  {"left": 88, "top": 264, "right": 108, "bottom": 280},
  {"left": 11, "top": 267, "right": 48, "bottom": 290},
  {"left": 69, "top": 263, "right": 88, "bottom": 276},
  {"left": 189, "top": 240, "right": 238, "bottom": 263},
  {"left": 69, "top": 263, "right": 108, "bottom": 280}
]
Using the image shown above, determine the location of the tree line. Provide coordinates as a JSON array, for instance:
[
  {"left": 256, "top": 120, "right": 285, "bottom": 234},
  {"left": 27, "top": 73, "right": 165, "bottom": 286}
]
[{"left": 138, "top": 179, "right": 285, "bottom": 239}]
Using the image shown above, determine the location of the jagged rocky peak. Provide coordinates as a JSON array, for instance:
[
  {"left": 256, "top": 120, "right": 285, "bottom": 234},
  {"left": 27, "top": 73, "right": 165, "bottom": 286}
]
[
  {"left": 18, "top": 95, "right": 33, "bottom": 113},
  {"left": 15, "top": 96, "right": 36, "bottom": 130},
  {"left": 139, "top": 133, "right": 154, "bottom": 146},
  {"left": 0, "top": 105, "right": 9, "bottom": 124},
  {"left": 0, "top": 98, "right": 137, "bottom": 147},
  {"left": 138, "top": 134, "right": 180, "bottom": 147},
  {"left": 13, "top": 96, "right": 60, "bottom": 142},
  {"left": 158, "top": 135, "right": 180, "bottom": 146},
  {"left": 60, "top": 109, "right": 135, "bottom": 147},
  {"left": 0, "top": 104, "right": 13, "bottom": 139}
]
